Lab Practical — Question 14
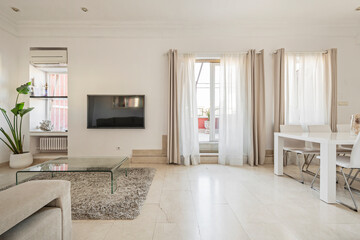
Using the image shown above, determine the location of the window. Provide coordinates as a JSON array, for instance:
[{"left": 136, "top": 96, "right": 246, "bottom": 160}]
[
  {"left": 285, "top": 53, "right": 328, "bottom": 125},
  {"left": 29, "top": 65, "right": 68, "bottom": 132},
  {"left": 195, "top": 60, "right": 220, "bottom": 142},
  {"left": 47, "top": 73, "right": 68, "bottom": 131}
]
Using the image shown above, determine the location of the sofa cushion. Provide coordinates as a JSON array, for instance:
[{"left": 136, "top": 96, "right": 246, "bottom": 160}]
[
  {"left": 0, "top": 207, "right": 61, "bottom": 240},
  {"left": 0, "top": 180, "right": 71, "bottom": 240}
]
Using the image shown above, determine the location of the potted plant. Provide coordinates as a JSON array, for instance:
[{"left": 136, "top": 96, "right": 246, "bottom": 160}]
[{"left": 0, "top": 82, "right": 34, "bottom": 168}]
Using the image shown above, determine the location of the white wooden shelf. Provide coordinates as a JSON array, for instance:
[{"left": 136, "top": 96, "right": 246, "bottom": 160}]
[
  {"left": 33, "top": 152, "right": 67, "bottom": 161},
  {"left": 29, "top": 131, "right": 68, "bottom": 137}
]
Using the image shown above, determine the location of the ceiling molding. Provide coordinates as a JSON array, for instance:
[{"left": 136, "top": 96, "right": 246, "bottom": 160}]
[
  {"left": 15, "top": 21, "right": 360, "bottom": 39},
  {"left": 0, "top": 14, "right": 358, "bottom": 39},
  {"left": 0, "top": 0, "right": 359, "bottom": 39}
]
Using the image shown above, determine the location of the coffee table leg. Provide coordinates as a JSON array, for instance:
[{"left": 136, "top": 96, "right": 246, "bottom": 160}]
[
  {"left": 111, "top": 166, "right": 128, "bottom": 194},
  {"left": 111, "top": 172, "right": 114, "bottom": 194},
  {"left": 111, "top": 171, "right": 120, "bottom": 194}
]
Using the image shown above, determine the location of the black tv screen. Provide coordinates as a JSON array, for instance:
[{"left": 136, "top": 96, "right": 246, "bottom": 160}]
[{"left": 87, "top": 95, "right": 145, "bottom": 129}]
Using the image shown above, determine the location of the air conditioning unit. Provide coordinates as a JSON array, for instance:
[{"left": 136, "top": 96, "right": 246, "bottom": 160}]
[{"left": 30, "top": 48, "right": 68, "bottom": 66}]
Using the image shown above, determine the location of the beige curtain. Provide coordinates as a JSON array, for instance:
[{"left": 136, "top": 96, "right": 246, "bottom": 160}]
[
  {"left": 273, "top": 48, "right": 285, "bottom": 132},
  {"left": 324, "top": 48, "right": 338, "bottom": 132},
  {"left": 248, "top": 50, "right": 266, "bottom": 166},
  {"left": 167, "top": 49, "right": 181, "bottom": 164}
]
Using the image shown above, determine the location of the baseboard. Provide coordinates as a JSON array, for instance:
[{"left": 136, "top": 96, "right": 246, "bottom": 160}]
[
  {"left": 265, "top": 149, "right": 274, "bottom": 164},
  {"left": 0, "top": 161, "right": 9, "bottom": 167},
  {"left": 131, "top": 135, "right": 168, "bottom": 164},
  {"left": 131, "top": 156, "right": 167, "bottom": 164},
  {"left": 131, "top": 139, "right": 274, "bottom": 165}
]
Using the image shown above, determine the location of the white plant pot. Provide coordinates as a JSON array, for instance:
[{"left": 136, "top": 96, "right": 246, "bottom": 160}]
[
  {"left": 204, "top": 120, "right": 210, "bottom": 134},
  {"left": 204, "top": 120, "right": 210, "bottom": 129},
  {"left": 9, "top": 152, "right": 33, "bottom": 169}
]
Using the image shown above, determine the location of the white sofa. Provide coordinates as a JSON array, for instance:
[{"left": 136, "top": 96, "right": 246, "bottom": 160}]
[{"left": 0, "top": 180, "right": 72, "bottom": 240}]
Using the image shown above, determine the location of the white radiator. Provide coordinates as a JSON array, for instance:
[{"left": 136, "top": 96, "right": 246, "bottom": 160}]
[{"left": 39, "top": 137, "right": 68, "bottom": 152}]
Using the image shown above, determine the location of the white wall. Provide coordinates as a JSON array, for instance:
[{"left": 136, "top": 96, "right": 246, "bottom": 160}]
[
  {"left": 14, "top": 26, "right": 360, "bottom": 158},
  {"left": 0, "top": 29, "right": 19, "bottom": 163}
]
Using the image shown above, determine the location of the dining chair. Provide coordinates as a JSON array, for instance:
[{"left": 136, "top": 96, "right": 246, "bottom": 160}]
[
  {"left": 311, "top": 134, "right": 360, "bottom": 211},
  {"left": 308, "top": 125, "right": 332, "bottom": 132},
  {"left": 337, "top": 124, "right": 351, "bottom": 132},
  {"left": 336, "top": 123, "right": 359, "bottom": 196},
  {"left": 300, "top": 125, "right": 332, "bottom": 175},
  {"left": 280, "top": 125, "right": 305, "bottom": 166},
  {"left": 337, "top": 124, "right": 353, "bottom": 151},
  {"left": 280, "top": 125, "right": 312, "bottom": 184},
  {"left": 306, "top": 125, "right": 350, "bottom": 177}
]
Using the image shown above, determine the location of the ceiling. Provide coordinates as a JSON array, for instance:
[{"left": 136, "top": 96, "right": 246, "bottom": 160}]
[{"left": 0, "top": 0, "right": 359, "bottom": 26}]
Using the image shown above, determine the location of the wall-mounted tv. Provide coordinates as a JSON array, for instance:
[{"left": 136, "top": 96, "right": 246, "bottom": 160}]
[{"left": 87, "top": 95, "right": 145, "bottom": 129}]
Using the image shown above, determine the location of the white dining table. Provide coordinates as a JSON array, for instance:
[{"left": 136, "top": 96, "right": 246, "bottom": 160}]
[{"left": 274, "top": 132, "right": 356, "bottom": 204}]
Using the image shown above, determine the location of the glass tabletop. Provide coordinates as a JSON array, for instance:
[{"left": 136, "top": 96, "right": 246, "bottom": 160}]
[{"left": 17, "top": 156, "right": 129, "bottom": 173}]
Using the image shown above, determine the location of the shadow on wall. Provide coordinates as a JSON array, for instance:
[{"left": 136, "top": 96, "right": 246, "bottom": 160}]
[
  {"left": 0, "top": 56, "right": 11, "bottom": 103},
  {"left": 0, "top": 55, "right": 12, "bottom": 163}
]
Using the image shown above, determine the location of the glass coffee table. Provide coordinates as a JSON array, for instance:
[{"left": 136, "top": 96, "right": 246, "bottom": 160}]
[{"left": 16, "top": 156, "right": 129, "bottom": 194}]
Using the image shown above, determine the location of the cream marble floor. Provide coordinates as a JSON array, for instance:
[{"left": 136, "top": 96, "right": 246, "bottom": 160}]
[{"left": 1, "top": 162, "right": 360, "bottom": 240}]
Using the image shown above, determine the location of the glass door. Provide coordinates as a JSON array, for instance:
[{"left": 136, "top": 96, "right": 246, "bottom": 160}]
[{"left": 195, "top": 60, "right": 220, "bottom": 142}]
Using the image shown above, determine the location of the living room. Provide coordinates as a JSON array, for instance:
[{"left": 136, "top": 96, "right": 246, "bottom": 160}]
[{"left": 1, "top": 1, "right": 360, "bottom": 239}]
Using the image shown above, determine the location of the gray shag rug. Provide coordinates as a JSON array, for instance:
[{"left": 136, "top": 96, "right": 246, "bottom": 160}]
[{"left": 4, "top": 168, "right": 156, "bottom": 220}]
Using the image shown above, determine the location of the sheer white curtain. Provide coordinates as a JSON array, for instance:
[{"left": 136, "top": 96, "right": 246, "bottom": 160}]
[
  {"left": 218, "top": 54, "right": 250, "bottom": 165},
  {"left": 178, "top": 54, "right": 200, "bottom": 165},
  {"left": 285, "top": 53, "right": 328, "bottom": 125}
]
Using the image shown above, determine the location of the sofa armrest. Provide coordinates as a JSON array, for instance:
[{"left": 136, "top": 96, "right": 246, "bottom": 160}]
[{"left": 0, "top": 180, "right": 71, "bottom": 240}]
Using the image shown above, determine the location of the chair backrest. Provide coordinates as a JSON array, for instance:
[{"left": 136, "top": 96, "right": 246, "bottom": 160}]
[
  {"left": 337, "top": 124, "right": 350, "bottom": 133},
  {"left": 307, "top": 125, "right": 332, "bottom": 133},
  {"left": 280, "top": 125, "right": 303, "bottom": 133},
  {"left": 350, "top": 134, "right": 360, "bottom": 168},
  {"left": 307, "top": 125, "right": 331, "bottom": 149},
  {"left": 280, "top": 125, "right": 305, "bottom": 149}
]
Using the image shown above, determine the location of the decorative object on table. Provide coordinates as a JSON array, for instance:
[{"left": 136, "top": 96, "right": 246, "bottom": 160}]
[
  {"left": 44, "top": 82, "right": 48, "bottom": 96},
  {"left": 39, "top": 120, "right": 54, "bottom": 131},
  {"left": 0, "top": 82, "right": 34, "bottom": 168},
  {"left": 197, "top": 108, "right": 203, "bottom": 116},
  {"left": 30, "top": 78, "right": 35, "bottom": 96},
  {"left": 350, "top": 113, "right": 360, "bottom": 135},
  {"left": 3, "top": 168, "right": 157, "bottom": 220},
  {"left": 204, "top": 108, "right": 210, "bottom": 133}
]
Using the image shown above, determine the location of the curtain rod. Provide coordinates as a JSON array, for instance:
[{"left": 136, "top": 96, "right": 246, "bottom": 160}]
[
  {"left": 272, "top": 50, "right": 328, "bottom": 54},
  {"left": 178, "top": 51, "right": 263, "bottom": 57},
  {"left": 180, "top": 51, "right": 246, "bottom": 54}
]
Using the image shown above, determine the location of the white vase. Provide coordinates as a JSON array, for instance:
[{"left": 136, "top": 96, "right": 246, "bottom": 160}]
[
  {"left": 9, "top": 152, "right": 33, "bottom": 169},
  {"left": 350, "top": 113, "right": 360, "bottom": 136},
  {"left": 204, "top": 120, "right": 210, "bottom": 134}
]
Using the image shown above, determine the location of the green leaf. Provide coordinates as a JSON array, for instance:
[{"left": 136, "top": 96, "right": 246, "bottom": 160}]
[
  {"left": 0, "top": 107, "right": 19, "bottom": 150},
  {"left": 0, "top": 108, "right": 15, "bottom": 136},
  {"left": 11, "top": 102, "right": 25, "bottom": 115},
  {"left": 0, "top": 128, "right": 19, "bottom": 154},
  {"left": 16, "top": 82, "right": 32, "bottom": 95},
  {"left": 0, "top": 137, "right": 16, "bottom": 153},
  {"left": 19, "top": 107, "right": 34, "bottom": 117}
]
